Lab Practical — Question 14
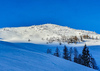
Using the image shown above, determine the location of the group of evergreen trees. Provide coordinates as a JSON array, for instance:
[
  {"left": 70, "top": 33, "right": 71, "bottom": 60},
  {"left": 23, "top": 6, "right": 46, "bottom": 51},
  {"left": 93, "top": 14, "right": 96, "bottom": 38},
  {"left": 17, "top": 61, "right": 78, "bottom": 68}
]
[
  {"left": 81, "top": 44, "right": 98, "bottom": 69},
  {"left": 47, "top": 44, "right": 98, "bottom": 70}
]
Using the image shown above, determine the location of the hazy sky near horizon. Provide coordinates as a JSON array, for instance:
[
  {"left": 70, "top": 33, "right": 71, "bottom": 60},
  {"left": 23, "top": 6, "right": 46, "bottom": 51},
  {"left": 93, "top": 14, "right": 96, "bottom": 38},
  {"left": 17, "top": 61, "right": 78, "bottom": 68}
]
[{"left": 0, "top": 0, "right": 100, "bottom": 33}]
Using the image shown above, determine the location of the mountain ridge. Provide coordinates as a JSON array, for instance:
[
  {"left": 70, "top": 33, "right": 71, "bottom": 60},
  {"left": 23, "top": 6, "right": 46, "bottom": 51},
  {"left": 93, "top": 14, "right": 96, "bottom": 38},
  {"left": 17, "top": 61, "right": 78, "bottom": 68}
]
[{"left": 0, "top": 23, "right": 99, "bottom": 46}]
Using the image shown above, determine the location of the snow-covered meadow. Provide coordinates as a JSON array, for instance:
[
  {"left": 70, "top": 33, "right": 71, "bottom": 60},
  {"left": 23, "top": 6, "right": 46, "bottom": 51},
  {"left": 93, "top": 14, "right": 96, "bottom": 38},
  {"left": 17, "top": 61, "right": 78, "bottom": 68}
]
[{"left": 0, "top": 41, "right": 98, "bottom": 71}]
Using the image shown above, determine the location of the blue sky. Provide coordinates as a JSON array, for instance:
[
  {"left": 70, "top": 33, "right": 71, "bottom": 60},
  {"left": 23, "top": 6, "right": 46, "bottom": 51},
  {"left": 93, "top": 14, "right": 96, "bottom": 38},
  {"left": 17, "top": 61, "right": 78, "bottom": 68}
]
[{"left": 0, "top": 0, "right": 100, "bottom": 33}]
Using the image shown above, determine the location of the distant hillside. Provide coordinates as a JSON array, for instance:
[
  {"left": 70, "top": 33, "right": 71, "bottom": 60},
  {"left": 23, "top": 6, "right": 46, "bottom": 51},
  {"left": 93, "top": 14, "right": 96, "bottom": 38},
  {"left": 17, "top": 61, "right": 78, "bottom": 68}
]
[{"left": 0, "top": 24, "right": 100, "bottom": 46}]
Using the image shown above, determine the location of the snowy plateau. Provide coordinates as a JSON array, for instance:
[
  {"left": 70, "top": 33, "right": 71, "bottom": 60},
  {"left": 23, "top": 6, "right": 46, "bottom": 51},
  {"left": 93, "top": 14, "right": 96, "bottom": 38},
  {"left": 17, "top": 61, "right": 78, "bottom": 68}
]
[{"left": 0, "top": 24, "right": 100, "bottom": 71}]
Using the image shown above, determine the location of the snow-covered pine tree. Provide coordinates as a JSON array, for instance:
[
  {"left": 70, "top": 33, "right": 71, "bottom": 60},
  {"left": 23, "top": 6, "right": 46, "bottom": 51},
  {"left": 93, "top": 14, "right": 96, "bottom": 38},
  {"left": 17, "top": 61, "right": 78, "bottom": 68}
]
[
  {"left": 63, "top": 46, "right": 69, "bottom": 60},
  {"left": 81, "top": 44, "right": 91, "bottom": 67},
  {"left": 54, "top": 47, "right": 60, "bottom": 57}
]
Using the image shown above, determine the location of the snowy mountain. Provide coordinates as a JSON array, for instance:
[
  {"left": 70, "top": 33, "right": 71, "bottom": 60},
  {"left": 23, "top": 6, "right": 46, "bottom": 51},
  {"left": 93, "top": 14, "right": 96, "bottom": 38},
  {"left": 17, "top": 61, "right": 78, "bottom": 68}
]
[
  {"left": 0, "top": 24, "right": 100, "bottom": 71},
  {"left": 0, "top": 23, "right": 100, "bottom": 46}
]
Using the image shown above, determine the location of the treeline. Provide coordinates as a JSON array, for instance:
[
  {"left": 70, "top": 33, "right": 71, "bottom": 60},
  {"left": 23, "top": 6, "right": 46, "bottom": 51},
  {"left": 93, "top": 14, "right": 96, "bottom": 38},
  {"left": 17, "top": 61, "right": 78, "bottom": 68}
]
[{"left": 47, "top": 44, "right": 98, "bottom": 70}]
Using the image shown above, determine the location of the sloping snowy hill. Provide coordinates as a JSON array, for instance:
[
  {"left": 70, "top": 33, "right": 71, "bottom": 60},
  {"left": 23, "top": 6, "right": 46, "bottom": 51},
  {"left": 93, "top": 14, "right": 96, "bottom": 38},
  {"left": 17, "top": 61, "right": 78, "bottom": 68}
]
[
  {"left": 0, "top": 41, "right": 97, "bottom": 71},
  {"left": 0, "top": 24, "right": 100, "bottom": 71},
  {"left": 0, "top": 24, "right": 100, "bottom": 45}
]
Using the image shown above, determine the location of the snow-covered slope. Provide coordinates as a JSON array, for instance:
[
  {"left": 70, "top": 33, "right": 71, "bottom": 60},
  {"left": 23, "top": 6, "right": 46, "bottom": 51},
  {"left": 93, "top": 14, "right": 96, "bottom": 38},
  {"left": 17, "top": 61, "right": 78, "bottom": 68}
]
[
  {"left": 0, "top": 24, "right": 99, "bottom": 71},
  {"left": 0, "top": 41, "right": 97, "bottom": 71},
  {"left": 0, "top": 24, "right": 100, "bottom": 46}
]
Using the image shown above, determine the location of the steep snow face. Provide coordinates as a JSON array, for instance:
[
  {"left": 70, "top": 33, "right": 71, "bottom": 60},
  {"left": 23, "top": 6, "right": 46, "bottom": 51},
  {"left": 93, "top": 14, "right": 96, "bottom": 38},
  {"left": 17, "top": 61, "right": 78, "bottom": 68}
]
[
  {"left": 0, "top": 24, "right": 99, "bottom": 45},
  {"left": 0, "top": 41, "right": 97, "bottom": 71}
]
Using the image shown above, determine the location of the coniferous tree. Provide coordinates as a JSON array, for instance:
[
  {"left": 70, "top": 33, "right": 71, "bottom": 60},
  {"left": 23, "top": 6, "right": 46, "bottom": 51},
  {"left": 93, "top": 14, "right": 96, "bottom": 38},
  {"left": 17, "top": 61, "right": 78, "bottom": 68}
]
[
  {"left": 54, "top": 47, "right": 60, "bottom": 57},
  {"left": 80, "top": 36, "right": 83, "bottom": 41},
  {"left": 47, "top": 48, "right": 52, "bottom": 54},
  {"left": 78, "top": 54, "right": 82, "bottom": 64},
  {"left": 81, "top": 44, "right": 91, "bottom": 67},
  {"left": 90, "top": 55, "right": 98, "bottom": 70},
  {"left": 59, "top": 42, "right": 62, "bottom": 45},
  {"left": 74, "top": 36, "right": 78, "bottom": 43},
  {"left": 69, "top": 47, "right": 73, "bottom": 61},
  {"left": 74, "top": 47, "right": 78, "bottom": 63},
  {"left": 63, "top": 46, "right": 69, "bottom": 60},
  {"left": 96, "top": 37, "right": 98, "bottom": 40},
  {"left": 47, "top": 48, "right": 49, "bottom": 54}
]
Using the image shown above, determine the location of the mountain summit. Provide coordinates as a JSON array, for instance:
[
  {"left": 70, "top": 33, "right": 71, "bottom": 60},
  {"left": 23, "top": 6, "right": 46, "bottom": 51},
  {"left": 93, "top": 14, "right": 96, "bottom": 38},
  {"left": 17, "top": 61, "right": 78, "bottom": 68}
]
[{"left": 0, "top": 24, "right": 99, "bottom": 45}]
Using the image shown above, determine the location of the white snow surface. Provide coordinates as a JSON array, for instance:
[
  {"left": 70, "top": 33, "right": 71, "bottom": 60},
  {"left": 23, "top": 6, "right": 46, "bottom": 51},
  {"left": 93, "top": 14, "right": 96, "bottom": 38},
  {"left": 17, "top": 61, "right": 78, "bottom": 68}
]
[
  {"left": 0, "top": 23, "right": 100, "bottom": 46},
  {"left": 0, "top": 41, "right": 97, "bottom": 71},
  {"left": 0, "top": 24, "right": 100, "bottom": 71}
]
